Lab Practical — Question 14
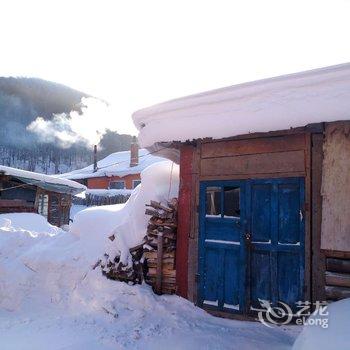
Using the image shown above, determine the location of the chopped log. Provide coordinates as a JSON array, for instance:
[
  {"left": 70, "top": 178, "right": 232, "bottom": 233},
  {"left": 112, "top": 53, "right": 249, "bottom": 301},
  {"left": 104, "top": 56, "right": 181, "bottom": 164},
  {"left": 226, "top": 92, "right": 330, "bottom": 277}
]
[
  {"left": 325, "top": 285, "right": 350, "bottom": 300},
  {"left": 326, "top": 258, "right": 350, "bottom": 274},
  {"left": 155, "top": 233, "right": 164, "bottom": 294},
  {"left": 146, "top": 200, "right": 174, "bottom": 213},
  {"left": 325, "top": 271, "right": 350, "bottom": 288}
]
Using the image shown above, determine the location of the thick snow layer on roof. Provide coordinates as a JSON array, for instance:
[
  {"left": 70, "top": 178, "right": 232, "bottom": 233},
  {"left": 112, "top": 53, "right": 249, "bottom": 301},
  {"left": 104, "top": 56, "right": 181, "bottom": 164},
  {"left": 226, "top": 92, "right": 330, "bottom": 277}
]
[
  {"left": 133, "top": 63, "right": 350, "bottom": 148},
  {"left": 0, "top": 165, "right": 86, "bottom": 194},
  {"left": 58, "top": 148, "right": 166, "bottom": 180}
]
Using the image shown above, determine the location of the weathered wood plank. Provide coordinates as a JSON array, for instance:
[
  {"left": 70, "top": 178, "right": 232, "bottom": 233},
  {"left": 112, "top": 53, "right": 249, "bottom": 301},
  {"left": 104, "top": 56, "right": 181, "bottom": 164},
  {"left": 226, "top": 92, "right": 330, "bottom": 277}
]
[
  {"left": 200, "top": 150, "right": 305, "bottom": 176},
  {"left": 201, "top": 134, "right": 306, "bottom": 158},
  {"left": 311, "top": 132, "right": 326, "bottom": 304},
  {"left": 325, "top": 271, "right": 350, "bottom": 288},
  {"left": 326, "top": 258, "right": 350, "bottom": 274},
  {"left": 321, "top": 122, "right": 350, "bottom": 251},
  {"left": 325, "top": 286, "right": 350, "bottom": 300},
  {"left": 155, "top": 233, "right": 164, "bottom": 294}
]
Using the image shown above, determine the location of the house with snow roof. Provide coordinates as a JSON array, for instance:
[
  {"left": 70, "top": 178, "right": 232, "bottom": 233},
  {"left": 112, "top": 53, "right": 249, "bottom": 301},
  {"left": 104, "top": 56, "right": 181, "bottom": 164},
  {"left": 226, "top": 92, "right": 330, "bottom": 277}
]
[
  {"left": 0, "top": 165, "right": 85, "bottom": 226},
  {"left": 59, "top": 139, "right": 166, "bottom": 192},
  {"left": 133, "top": 63, "right": 350, "bottom": 319}
]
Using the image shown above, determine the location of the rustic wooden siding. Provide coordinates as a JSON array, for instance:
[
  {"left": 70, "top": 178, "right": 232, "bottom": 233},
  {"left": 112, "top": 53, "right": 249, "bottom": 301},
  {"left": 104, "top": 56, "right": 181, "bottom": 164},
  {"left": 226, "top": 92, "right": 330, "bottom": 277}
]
[
  {"left": 176, "top": 145, "right": 194, "bottom": 298},
  {"left": 321, "top": 122, "right": 350, "bottom": 251}
]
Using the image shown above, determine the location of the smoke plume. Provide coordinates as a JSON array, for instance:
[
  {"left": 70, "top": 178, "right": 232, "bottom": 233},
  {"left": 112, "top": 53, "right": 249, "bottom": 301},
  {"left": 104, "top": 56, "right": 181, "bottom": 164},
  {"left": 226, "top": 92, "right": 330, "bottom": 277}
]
[{"left": 27, "top": 97, "right": 113, "bottom": 148}]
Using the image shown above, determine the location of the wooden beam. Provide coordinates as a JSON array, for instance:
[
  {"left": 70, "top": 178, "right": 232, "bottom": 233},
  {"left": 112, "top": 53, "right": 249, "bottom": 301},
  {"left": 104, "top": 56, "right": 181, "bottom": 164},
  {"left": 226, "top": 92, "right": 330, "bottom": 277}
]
[
  {"left": 325, "top": 271, "right": 350, "bottom": 288},
  {"left": 325, "top": 286, "right": 350, "bottom": 300},
  {"left": 326, "top": 258, "right": 350, "bottom": 274},
  {"left": 311, "top": 133, "right": 326, "bottom": 304}
]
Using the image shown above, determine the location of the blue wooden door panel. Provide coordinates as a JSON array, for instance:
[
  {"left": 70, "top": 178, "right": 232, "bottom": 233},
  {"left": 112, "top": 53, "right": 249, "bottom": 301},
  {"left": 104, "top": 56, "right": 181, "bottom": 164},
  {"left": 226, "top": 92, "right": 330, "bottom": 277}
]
[
  {"left": 251, "top": 184, "right": 272, "bottom": 243},
  {"left": 198, "top": 177, "right": 305, "bottom": 315},
  {"left": 199, "top": 180, "right": 246, "bottom": 313},
  {"left": 250, "top": 250, "right": 271, "bottom": 309},
  {"left": 278, "top": 183, "right": 301, "bottom": 244}
]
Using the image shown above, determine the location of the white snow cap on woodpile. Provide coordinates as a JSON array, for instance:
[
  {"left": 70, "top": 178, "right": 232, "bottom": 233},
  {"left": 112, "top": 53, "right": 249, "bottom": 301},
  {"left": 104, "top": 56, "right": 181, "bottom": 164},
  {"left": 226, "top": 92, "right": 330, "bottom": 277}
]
[
  {"left": 70, "top": 160, "right": 179, "bottom": 266},
  {"left": 133, "top": 63, "right": 350, "bottom": 148}
]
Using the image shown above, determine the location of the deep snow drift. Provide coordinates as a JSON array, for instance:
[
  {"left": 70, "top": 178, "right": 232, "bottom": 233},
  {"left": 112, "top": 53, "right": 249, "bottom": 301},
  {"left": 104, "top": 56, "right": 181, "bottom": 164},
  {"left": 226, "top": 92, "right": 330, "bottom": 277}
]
[
  {"left": 293, "top": 298, "right": 350, "bottom": 350},
  {"left": 70, "top": 161, "right": 180, "bottom": 266},
  {"left": 0, "top": 162, "right": 298, "bottom": 349},
  {"left": 0, "top": 212, "right": 297, "bottom": 350}
]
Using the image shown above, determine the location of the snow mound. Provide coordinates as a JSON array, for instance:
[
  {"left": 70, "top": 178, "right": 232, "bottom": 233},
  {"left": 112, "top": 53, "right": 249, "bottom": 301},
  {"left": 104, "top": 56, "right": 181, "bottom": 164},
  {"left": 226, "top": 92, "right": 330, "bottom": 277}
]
[
  {"left": 0, "top": 171, "right": 297, "bottom": 349},
  {"left": 0, "top": 213, "right": 61, "bottom": 236},
  {"left": 70, "top": 160, "right": 179, "bottom": 265},
  {"left": 293, "top": 298, "right": 350, "bottom": 350}
]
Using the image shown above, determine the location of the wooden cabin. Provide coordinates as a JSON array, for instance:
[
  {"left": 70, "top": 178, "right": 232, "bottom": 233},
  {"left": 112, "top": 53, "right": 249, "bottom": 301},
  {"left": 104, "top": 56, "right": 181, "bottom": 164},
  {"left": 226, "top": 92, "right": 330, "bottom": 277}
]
[
  {"left": 132, "top": 63, "right": 350, "bottom": 319},
  {"left": 0, "top": 166, "right": 86, "bottom": 227}
]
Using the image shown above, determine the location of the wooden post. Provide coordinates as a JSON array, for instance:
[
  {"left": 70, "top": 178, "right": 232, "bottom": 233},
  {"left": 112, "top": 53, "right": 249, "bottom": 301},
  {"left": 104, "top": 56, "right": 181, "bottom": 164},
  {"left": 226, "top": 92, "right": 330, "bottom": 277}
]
[{"left": 155, "top": 232, "right": 164, "bottom": 294}]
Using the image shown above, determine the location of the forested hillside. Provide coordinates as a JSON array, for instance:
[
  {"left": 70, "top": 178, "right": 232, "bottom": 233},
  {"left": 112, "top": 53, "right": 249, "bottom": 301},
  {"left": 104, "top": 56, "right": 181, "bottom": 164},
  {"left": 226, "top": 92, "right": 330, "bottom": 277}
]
[{"left": 0, "top": 77, "right": 133, "bottom": 173}]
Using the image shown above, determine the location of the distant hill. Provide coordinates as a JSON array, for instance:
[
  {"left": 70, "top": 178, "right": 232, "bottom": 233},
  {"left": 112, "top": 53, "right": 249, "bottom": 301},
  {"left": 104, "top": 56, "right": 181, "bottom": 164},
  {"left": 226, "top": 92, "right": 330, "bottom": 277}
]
[{"left": 0, "top": 77, "right": 133, "bottom": 173}]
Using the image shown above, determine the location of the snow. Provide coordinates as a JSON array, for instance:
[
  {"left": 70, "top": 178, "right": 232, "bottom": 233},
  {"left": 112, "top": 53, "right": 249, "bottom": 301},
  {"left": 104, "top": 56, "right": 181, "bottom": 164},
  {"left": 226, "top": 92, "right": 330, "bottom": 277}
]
[
  {"left": 58, "top": 148, "right": 166, "bottom": 180},
  {"left": 132, "top": 63, "right": 350, "bottom": 148},
  {"left": 293, "top": 298, "right": 350, "bottom": 350},
  {"left": 205, "top": 239, "right": 240, "bottom": 245},
  {"left": 0, "top": 165, "right": 86, "bottom": 193},
  {"left": 70, "top": 204, "right": 87, "bottom": 221},
  {"left": 70, "top": 161, "right": 179, "bottom": 266},
  {"left": 86, "top": 188, "right": 134, "bottom": 196},
  {"left": 0, "top": 194, "right": 297, "bottom": 349}
]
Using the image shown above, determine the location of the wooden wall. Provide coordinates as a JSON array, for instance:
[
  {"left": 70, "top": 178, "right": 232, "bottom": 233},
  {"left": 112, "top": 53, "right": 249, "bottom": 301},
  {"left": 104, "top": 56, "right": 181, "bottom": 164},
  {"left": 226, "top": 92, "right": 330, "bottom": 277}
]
[
  {"left": 320, "top": 122, "right": 350, "bottom": 302},
  {"left": 321, "top": 122, "right": 350, "bottom": 251},
  {"left": 176, "top": 130, "right": 322, "bottom": 306}
]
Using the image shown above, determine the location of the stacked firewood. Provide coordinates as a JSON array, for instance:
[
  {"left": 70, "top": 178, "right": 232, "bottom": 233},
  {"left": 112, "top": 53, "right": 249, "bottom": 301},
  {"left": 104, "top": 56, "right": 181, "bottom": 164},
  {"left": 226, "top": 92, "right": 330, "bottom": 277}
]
[
  {"left": 101, "top": 198, "right": 178, "bottom": 294},
  {"left": 144, "top": 199, "right": 178, "bottom": 294},
  {"left": 101, "top": 238, "right": 145, "bottom": 285}
]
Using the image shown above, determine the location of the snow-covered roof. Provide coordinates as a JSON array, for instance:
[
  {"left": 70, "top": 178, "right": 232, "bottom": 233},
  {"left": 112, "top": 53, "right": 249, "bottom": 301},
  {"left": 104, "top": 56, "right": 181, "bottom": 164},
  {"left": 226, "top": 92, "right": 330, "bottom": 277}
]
[
  {"left": 58, "top": 149, "right": 166, "bottom": 180},
  {"left": 133, "top": 63, "right": 350, "bottom": 148},
  {"left": 0, "top": 165, "right": 86, "bottom": 195}
]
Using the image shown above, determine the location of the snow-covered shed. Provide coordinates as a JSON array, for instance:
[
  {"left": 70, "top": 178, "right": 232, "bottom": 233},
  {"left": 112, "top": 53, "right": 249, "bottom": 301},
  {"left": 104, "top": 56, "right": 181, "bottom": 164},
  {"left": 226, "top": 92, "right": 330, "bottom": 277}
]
[
  {"left": 133, "top": 63, "right": 350, "bottom": 319},
  {"left": 0, "top": 165, "right": 85, "bottom": 227}
]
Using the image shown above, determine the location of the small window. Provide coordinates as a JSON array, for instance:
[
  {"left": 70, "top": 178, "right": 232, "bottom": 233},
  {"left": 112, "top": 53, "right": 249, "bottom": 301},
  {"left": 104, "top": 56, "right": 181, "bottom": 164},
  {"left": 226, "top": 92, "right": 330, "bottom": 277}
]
[
  {"left": 224, "top": 187, "right": 240, "bottom": 218},
  {"left": 38, "top": 194, "right": 49, "bottom": 218},
  {"left": 206, "top": 186, "right": 221, "bottom": 217},
  {"left": 133, "top": 180, "right": 141, "bottom": 189},
  {"left": 109, "top": 181, "right": 125, "bottom": 189}
]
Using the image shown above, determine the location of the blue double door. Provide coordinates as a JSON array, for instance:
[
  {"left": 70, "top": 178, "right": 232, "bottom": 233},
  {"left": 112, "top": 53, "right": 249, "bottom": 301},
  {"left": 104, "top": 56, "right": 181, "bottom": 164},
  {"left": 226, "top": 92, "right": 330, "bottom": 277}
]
[{"left": 198, "top": 177, "right": 305, "bottom": 314}]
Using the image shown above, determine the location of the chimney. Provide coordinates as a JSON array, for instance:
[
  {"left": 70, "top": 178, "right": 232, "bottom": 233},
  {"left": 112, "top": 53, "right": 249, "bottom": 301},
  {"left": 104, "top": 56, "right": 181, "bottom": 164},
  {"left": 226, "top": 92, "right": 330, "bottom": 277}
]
[
  {"left": 130, "top": 136, "right": 139, "bottom": 167},
  {"left": 93, "top": 145, "right": 98, "bottom": 172}
]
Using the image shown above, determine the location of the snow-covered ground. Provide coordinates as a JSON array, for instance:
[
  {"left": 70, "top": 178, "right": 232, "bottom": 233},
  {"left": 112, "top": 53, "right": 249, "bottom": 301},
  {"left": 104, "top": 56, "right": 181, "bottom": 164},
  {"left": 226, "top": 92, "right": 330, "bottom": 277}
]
[
  {"left": 0, "top": 213, "right": 298, "bottom": 350},
  {"left": 0, "top": 162, "right": 304, "bottom": 349}
]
